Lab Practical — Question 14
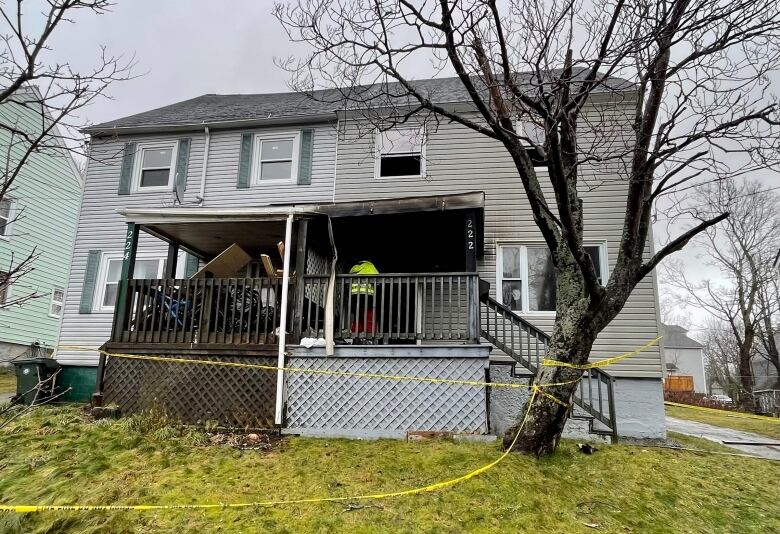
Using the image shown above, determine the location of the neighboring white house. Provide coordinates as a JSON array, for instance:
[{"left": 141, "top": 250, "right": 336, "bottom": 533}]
[{"left": 662, "top": 324, "right": 707, "bottom": 394}]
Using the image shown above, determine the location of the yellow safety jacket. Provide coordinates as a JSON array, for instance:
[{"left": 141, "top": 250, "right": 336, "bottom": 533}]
[{"left": 349, "top": 260, "right": 378, "bottom": 295}]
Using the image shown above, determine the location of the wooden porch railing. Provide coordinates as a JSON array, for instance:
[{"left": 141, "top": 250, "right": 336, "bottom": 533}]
[
  {"left": 298, "top": 273, "right": 480, "bottom": 343},
  {"left": 112, "top": 277, "right": 283, "bottom": 345},
  {"left": 112, "top": 273, "right": 481, "bottom": 346}
]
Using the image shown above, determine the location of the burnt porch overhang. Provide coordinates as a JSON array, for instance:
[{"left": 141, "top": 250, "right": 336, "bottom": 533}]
[{"left": 117, "top": 191, "right": 486, "bottom": 259}]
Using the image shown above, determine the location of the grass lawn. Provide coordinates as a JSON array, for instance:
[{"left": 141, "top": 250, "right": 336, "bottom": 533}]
[
  {"left": 0, "top": 368, "right": 15, "bottom": 395},
  {"left": 665, "top": 403, "right": 780, "bottom": 440},
  {"left": 1, "top": 406, "right": 779, "bottom": 534}
]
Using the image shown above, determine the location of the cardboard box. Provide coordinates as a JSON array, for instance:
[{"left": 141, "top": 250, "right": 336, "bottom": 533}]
[{"left": 190, "top": 243, "right": 251, "bottom": 279}]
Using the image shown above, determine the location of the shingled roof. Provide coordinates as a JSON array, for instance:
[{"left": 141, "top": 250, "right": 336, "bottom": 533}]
[
  {"left": 662, "top": 324, "right": 704, "bottom": 349},
  {"left": 85, "top": 72, "right": 634, "bottom": 135}
]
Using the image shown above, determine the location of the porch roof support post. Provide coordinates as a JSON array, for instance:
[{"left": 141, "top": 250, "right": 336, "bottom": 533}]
[
  {"left": 275, "top": 213, "right": 294, "bottom": 426},
  {"left": 111, "top": 222, "right": 139, "bottom": 341},
  {"left": 165, "top": 242, "right": 179, "bottom": 278}
]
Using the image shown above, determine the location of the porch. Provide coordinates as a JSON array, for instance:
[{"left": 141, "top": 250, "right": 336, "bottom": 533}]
[
  {"left": 96, "top": 193, "right": 491, "bottom": 433},
  {"left": 107, "top": 192, "right": 485, "bottom": 349}
]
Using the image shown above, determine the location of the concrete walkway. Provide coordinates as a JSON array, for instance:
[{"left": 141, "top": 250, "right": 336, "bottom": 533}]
[{"left": 666, "top": 416, "right": 780, "bottom": 460}]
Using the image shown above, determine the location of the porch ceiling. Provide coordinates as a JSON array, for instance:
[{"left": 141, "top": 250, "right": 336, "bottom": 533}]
[
  {"left": 143, "top": 220, "right": 287, "bottom": 258},
  {"left": 122, "top": 191, "right": 485, "bottom": 259}
]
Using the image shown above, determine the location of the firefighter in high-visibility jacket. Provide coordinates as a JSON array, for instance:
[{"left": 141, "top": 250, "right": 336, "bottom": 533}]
[{"left": 349, "top": 260, "right": 378, "bottom": 336}]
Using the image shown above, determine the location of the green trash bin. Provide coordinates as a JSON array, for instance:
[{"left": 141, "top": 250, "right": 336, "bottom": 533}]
[{"left": 13, "top": 358, "right": 61, "bottom": 405}]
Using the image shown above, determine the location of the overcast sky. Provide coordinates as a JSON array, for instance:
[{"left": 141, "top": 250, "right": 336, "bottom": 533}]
[{"left": 43, "top": 0, "right": 778, "bottom": 339}]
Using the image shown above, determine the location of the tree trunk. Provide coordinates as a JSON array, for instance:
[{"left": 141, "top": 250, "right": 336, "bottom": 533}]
[
  {"left": 503, "top": 341, "right": 595, "bottom": 456},
  {"left": 737, "top": 339, "right": 756, "bottom": 412}
]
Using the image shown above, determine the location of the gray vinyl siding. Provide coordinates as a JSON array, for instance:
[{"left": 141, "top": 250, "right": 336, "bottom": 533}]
[
  {"left": 56, "top": 123, "right": 337, "bottom": 365},
  {"left": 333, "top": 104, "right": 662, "bottom": 378}
]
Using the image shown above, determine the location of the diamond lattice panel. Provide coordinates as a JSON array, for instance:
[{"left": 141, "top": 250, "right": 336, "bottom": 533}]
[
  {"left": 286, "top": 357, "right": 487, "bottom": 434},
  {"left": 104, "top": 353, "right": 277, "bottom": 428}
]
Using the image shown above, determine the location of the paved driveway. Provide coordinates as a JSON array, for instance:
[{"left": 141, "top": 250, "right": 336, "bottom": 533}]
[{"left": 666, "top": 416, "right": 780, "bottom": 460}]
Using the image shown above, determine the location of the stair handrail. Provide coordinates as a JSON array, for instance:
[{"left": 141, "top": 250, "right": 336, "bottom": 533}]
[{"left": 479, "top": 291, "right": 618, "bottom": 442}]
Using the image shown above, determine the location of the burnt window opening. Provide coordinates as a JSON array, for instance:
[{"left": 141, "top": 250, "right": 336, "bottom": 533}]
[{"left": 377, "top": 128, "right": 424, "bottom": 178}]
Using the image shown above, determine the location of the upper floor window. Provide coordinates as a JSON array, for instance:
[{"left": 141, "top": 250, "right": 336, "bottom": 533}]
[
  {"left": 376, "top": 128, "right": 425, "bottom": 179},
  {"left": 498, "top": 243, "right": 607, "bottom": 313},
  {"left": 0, "top": 199, "right": 13, "bottom": 239},
  {"left": 133, "top": 143, "right": 177, "bottom": 192},
  {"left": 49, "top": 287, "right": 65, "bottom": 318},
  {"left": 252, "top": 132, "right": 300, "bottom": 183}
]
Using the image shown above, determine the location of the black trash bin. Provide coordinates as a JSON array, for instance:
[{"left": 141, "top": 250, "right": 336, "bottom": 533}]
[{"left": 13, "top": 358, "right": 61, "bottom": 405}]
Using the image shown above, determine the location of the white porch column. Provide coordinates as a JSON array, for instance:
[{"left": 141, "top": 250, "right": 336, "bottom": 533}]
[{"left": 274, "top": 213, "right": 294, "bottom": 425}]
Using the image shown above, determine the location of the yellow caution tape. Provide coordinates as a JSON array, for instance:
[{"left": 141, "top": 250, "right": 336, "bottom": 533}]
[
  {"left": 664, "top": 401, "right": 780, "bottom": 423},
  {"left": 533, "top": 384, "right": 572, "bottom": 408},
  {"left": 55, "top": 345, "right": 580, "bottom": 390},
  {"left": 0, "top": 388, "right": 541, "bottom": 513},
  {"left": 542, "top": 336, "right": 662, "bottom": 370}
]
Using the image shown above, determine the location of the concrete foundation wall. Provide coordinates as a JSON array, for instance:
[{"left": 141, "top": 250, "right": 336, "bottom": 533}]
[{"left": 488, "top": 364, "right": 666, "bottom": 439}]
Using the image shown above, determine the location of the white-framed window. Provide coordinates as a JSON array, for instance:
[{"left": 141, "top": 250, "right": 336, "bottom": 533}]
[
  {"left": 94, "top": 253, "right": 166, "bottom": 312},
  {"left": 375, "top": 127, "right": 425, "bottom": 179},
  {"left": 251, "top": 132, "right": 300, "bottom": 184},
  {"left": 516, "top": 120, "right": 547, "bottom": 168},
  {"left": 0, "top": 198, "right": 14, "bottom": 239},
  {"left": 497, "top": 243, "right": 608, "bottom": 313},
  {"left": 132, "top": 142, "right": 177, "bottom": 192},
  {"left": 49, "top": 287, "right": 65, "bottom": 318}
]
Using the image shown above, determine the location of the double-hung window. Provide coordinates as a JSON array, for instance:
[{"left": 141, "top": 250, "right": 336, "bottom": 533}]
[
  {"left": 0, "top": 199, "right": 13, "bottom": 238},
  {"left": 498, "top": 243, "right": 607, "bottom": 313},
  {"left": 376, "top": 128, "right": 425, "bottom": 178},
  {"left": 252, "top": 132, "right": 300, "bottom": 183},
  {"left": 94, "top": 253, "right": 166, "bottom": 312},
  {"left": 133, "top": 143, "right": 177, "bottom": 192},
  {"left": 49, "top": 287, "right": 65, "bottom": 318}
]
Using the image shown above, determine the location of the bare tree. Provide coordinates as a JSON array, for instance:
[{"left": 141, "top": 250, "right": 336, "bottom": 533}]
[
  {"left": 702, "top": 318, "right": 743, "bottom": 399},
  {"left": 0, "top": 0, "right": 133, "bottom": 310},
  {"left": 665, "top": 179, "right": 780, "bottom": 410},
  {"left": 755, "top": 269, "right": 780, "bottom": 389},
  {"left": 274, "top": 0, "right": 780, "bottom": 454}
]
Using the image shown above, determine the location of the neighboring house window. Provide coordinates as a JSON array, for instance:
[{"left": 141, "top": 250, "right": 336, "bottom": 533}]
[
  {"left": 94, "top": 253, "right": 166, "bottom": 312},
  {"left": 252, "top": 132, "right": 300, "bottom": 183},
  {"left": 517, "top": 121, "right": 547, "bottom": 168},
  {"left": 49, "top": 287, "right": 65, "bottom": 318},
  {"left": 0, "top": 271, "right": 9, "bottom": 305},
  {"left": 375, "top": 128, "right": 425, "bottom": 178},
  {"left": 0, "top": 198, "right": 13, "bottom": 238},
  {"left": 497, "top": 244, "right": 607, "bottom": 313},
  {"left": 133, "top": 143, "right": 177, "bottom": 192}
]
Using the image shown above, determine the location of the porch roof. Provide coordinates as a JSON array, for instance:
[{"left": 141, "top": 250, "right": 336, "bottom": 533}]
[{"left": 119, "top": 191, "right": 485, "bottom": 259}]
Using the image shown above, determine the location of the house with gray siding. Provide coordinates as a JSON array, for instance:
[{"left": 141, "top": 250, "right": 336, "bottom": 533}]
[
  {"left": 0, "top": 89, "right": 82, "bottom": 367},
  {"left": 661, "top": 324, "right": 706, "bottom": 394},
  {"left": 57, "top": 76, "right": 664, "bottom": 439}
]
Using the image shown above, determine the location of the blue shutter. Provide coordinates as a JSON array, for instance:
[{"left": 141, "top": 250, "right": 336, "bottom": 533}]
[
  {"left": 118, "top": 142, "right": 136, "bottom": 195},
  {"left": 174, "top": 137, "right": 191, "bottom": 199},
  {"left": 297, "top": 129, "right": 314, "bottom": 185},
  {"left": 185, "top": 254, "right": 199, "bottom": 278},
  {"left": 237, "top": 133, "right": 253, "bottom": 189},
  {"left": 80, "top": 250, "right": 101, "bottom": 314}
]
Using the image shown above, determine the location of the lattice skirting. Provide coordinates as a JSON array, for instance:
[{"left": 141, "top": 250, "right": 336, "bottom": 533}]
[
  {"left": 286, "top": 356, "right": 488, "bottom": 438},
  {"left": 103, "top": 353, "right": 277, "bottom": 428}
]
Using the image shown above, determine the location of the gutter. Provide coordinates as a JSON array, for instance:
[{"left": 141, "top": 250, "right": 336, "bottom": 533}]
[{"left": 83, "top": 113, "right": 337, "bottom": 137}]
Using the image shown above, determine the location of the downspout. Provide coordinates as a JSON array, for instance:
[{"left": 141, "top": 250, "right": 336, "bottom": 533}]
[
  {"left": 324, "top": 215, "right": 338, "bottom": 355},
  {"left": 274, "top": 212, "right": 294, "bottom": 426},
  {"left": 196, "top": 125, "right": 211, "bottom": 205}
]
